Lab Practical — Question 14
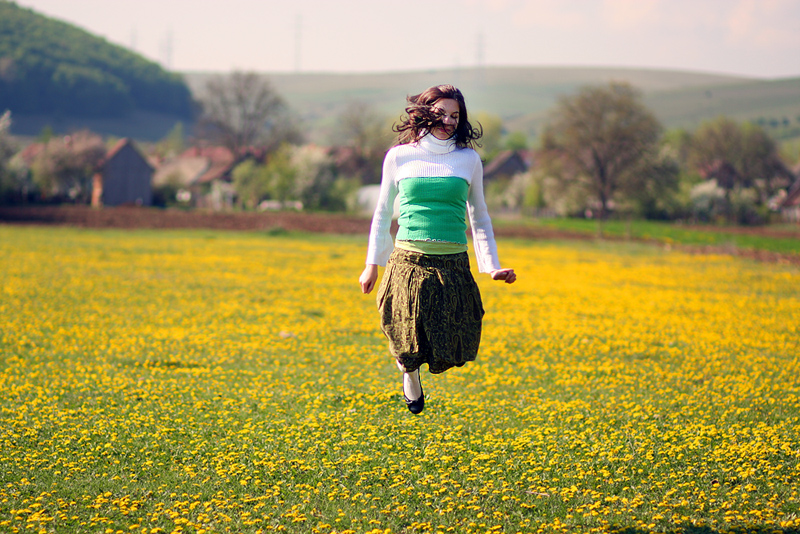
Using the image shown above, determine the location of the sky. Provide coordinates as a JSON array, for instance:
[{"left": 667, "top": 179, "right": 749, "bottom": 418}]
[{"left": 14, "top": 0, "right": 800, "bottom": 79}]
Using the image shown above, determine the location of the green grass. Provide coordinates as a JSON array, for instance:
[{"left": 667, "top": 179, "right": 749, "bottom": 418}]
[{"left": 495, "top": 217, "right": 800, "bottom": 256}]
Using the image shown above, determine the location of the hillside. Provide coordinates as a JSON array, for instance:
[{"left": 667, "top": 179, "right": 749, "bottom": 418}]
[
  {"left": 504, "top": 74, "right": 800, "bottom": 142},
  {"left": 0, "top": 1, "right": 193, "bottom": 137},
  {"left": 2, "top": 0, "right": 794, "bottom": 146},
  {"left": 644, "top": 77, "right": 800, "bottom": 137},
  {"left": 186, "top": 67, "right": 799, "bottom": 144}
]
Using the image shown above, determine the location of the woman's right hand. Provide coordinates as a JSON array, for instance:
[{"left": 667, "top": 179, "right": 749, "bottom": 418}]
[
  {"left": 491, "top": 268, "right": 517, "bottom": 284},
  {"left": 359, "top": 264, "right": 379, "bottom": 294}
]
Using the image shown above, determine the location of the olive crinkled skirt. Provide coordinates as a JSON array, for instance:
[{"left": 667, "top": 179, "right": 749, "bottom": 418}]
[{"left": 376, "top": 248, "right": 485, "bottom": 374}]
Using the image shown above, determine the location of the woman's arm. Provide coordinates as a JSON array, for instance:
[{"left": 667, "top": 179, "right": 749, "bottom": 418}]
[
  {"left": 365, "top": 149, "right": 399, "bottom": 267},
  {"left": 467, "top": 152, "right": 516, "bottom": 283},
  {"left": 466, "top": 152, "right": 501, "bottom": 273},
  {"left": 361, "top": 149, "right": 398, "bottom": 294}
]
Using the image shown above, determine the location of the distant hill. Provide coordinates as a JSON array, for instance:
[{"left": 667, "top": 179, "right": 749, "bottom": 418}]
[
  {"left": 0, "top": 1, "right": 193, "bottom": 138},
  {"left": 2, "top": 0, "right": 795, "bottom": 145},
  {"left": 643, "top": 77, "right": 800, "bottom": 132},
  {"left": 186, "top": 67, "right": 800, "bottom": 144}
]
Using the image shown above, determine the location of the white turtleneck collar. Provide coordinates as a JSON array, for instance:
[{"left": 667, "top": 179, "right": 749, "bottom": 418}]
[{"left": 417, "top": 132, "right": 456, "bottom": 154}]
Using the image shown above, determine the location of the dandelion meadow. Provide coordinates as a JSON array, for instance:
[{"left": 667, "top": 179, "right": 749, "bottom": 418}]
[{"left": 1, "top": 225, "right": 799, "bottom": 534}]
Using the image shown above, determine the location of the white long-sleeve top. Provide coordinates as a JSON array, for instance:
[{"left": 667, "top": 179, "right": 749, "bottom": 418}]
[{"left": 365, "top": 134, "right": 501, "bottom": 273}]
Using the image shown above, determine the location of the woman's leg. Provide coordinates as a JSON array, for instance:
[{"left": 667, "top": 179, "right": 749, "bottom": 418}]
[
  {"left": 397, "top": 360, "right": 422, "bottom": 402},
  {"left": 403, "top": 368, "right": 422, "bottom": 401}
]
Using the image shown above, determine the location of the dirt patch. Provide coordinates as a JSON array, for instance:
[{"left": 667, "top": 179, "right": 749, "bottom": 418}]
[
  {"left": 2, "top": 205, "right": 799, "bottom": 266},
  {"left": 0, "top": 205, "right": 591, "bottom": 240},
  {"left": 0, "top": 205, "right": 372, "bottom": 234},
  {"left": 670, "top": 244, "right": 800, "bottom": 266}
]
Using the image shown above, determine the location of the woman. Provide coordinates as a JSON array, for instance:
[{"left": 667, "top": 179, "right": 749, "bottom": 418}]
[{"left": 359, "top": 84, "right": 516, "bottom": 414}]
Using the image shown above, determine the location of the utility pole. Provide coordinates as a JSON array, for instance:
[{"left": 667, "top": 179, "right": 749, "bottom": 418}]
[
  {"left": 162, "top": 28, "right": 173, "bottom": 70},
  {"left": 295, "top": 15, "right": 302, "bottom": 72},
  {"left": 475, "top": 31, "right": 485, "bottom": 90}
]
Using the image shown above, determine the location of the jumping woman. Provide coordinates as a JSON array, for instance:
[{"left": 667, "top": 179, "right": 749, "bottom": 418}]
[{"left": 359, "top": 84, "right": 516, "bottom": 414}]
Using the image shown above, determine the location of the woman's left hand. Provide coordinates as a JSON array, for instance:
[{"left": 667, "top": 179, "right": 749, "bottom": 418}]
[{"left": 490, "top": 268, "right": 516, "bottom": 284}]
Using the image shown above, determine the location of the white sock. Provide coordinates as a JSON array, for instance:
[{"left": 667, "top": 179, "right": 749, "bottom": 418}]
[{"left": 403, "top": 369, "right": 422, "bottom": 400}]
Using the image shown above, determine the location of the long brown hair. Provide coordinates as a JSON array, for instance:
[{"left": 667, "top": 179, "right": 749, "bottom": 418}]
[{"left": 393, "top": 84, "right": 482, "bottom": 149}]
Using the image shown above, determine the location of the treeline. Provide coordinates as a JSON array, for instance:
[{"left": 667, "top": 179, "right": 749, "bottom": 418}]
[
  {"left": 189, "top": 77, "right": 799, "bottom": 224},
  {"left": 1, "top": 71, "right": 798, "bottom": 225},
  {"left": 0, "top": 1, "right": 193, "bottom": 118},
  {"left": 508, "top": 83, "right": 797, "bottom": 225}
]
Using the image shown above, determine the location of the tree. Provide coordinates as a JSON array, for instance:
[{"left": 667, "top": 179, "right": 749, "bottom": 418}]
[
  {"left": 156, "top": 121, "right": 185, "bottom": 159},
  {"left": 0, "top": 111, "right": 12, "bottom": 160},
  {"left": 0, "top": 2, "right": 193, "bottom": 118},
  {"left": 231, "top": 159, "right": 269, "bottom": 211},
  {"left": 474, "top": 112, "right": 503, "bottom": 160},
  {"left": 688, "top": 117, "right": 792, "bottom": 207},
  {"left": 658, "top": 128, "right": 705, "bottom": 220},
  {"left": 230, "top": 144, "right": 351, "bottom": 211},
  {"left": 503, "top": 131, "right": 529, "bottom": 151},
  {"left": 30, "top": 130, "right": 105, "bottom": 203},
  {"left": 265, "top": 146, "right": 299, "bottom": 205},
  {"left": 331, "top": 101, "right": 392, "bottom": 184},
  {"left": 198, "top": 71, "right": 300, "bottom": 155},
  {"left": 290, "top": 144, "right": 342, "bottom": 210},
  {"left": 538, "top": 82, "right": 665, "bottom": 218},
  {"left": 0, "top": 110, "right": 20, "bottom": 203}
]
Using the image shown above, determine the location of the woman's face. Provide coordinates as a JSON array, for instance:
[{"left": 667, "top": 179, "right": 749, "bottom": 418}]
[{"left": 430, "top": 98, "right": 460, "bottom": 140}]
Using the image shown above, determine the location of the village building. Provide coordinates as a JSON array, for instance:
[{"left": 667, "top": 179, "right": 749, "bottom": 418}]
[
  {"left": 151, "top": 154, "right": 208, "bottom": 197},
  {"left": 483, "top": 149, "right": 533, "bottom": 182},
  {"left": 91, "top": 138, "right": 153, "bottom": 207},
  {"left": 781, "top": 163, "right": 800, "bottom": 222},
  {"left": 150, "top": 146, "right": 268, "bottom": 209}
]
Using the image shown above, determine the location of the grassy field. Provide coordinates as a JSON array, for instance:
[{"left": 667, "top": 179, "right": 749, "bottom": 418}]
[
  {"left": 493, "top": 218, "right": 800, "bottom": 256},
  {"left": 1, "top": 226, "right": 799, "bottom": 533},
  {"left": 642, "top": 78, "right": 800, "bottom": 138}
]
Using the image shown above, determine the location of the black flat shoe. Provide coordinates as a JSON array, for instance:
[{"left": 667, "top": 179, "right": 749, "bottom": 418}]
[
  {"left": 404, "top": 374, "right": 424, "bottom": 415},
  {"left": 404, "top": 390, "right": 424, "bottom": 414}
]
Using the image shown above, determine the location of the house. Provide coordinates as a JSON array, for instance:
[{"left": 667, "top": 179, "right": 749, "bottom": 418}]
[
  {"left": 483, "top": 150, "right": 532, "bottom": 182},
  {"left": 91, "top": 139, "right": 154, "bottom": 207},
  {"left": 188, "top": 146, "right": 238, "bottom": 210},
  {"left": 700, "top": 157, "right": 795, "bottom": 205},
  {"left": 152, "top": 155, "right": 208, "bottom": 188},
  {"left": 780, "top": 166, "right": 800, "bottom": 222},
  {"left": 151, "top": 146, "right": 237, "bottom": 208},
  {"left": 328, "top": 145, "right": 381, "bottom": 185},
  {"left": 697, "top": 160, "right": 740, "bottom": 189},
  {"left": 153, "top": 146, "right": 267, "bottom": 210},
  {"left": 151, "top": 153, "right": 212, "bottom": 206}
]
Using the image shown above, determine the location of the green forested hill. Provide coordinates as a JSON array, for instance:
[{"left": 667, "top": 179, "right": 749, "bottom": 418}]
[{"left": 0, "top": 1, "right": 193, "bottom": 120}]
